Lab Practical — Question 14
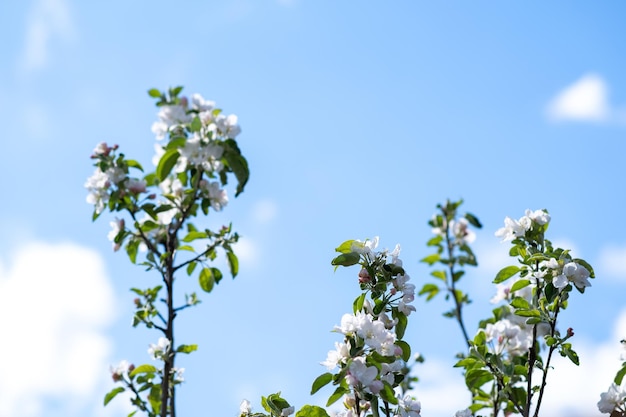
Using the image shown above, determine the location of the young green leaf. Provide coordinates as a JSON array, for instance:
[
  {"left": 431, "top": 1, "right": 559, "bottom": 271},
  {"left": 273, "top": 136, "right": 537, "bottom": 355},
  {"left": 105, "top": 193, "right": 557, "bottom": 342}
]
[
  {"left": 493, "top": 265, "right": 521, "bottom": 283},
  {"left": 310, "top": 373, "right": 333, "bottom": 395}
]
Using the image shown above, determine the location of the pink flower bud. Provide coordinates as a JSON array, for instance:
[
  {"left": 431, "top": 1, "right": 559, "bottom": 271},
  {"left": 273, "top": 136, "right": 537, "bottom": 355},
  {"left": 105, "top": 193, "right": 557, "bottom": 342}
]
[{"left": 358, "top": 268, "right": 371, "bottom": 283}]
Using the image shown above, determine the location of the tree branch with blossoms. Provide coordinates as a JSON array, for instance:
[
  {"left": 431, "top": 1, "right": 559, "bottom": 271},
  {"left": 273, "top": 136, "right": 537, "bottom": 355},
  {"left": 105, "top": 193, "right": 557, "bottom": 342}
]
[
  {"left": 454, "top": 208, "right": 594, "bottom": 417},
  {"left": 86, "top": 86, "right": 249, "bottom": 417}
]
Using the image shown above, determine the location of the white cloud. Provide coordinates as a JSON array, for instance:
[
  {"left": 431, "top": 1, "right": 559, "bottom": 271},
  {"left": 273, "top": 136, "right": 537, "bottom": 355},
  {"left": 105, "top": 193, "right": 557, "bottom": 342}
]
[
  {"left": 19, "top": 0, "right": 76, "bottom": 73},
  {"left": 234, "top": 236, "right": 260, "bottom": 267},
  {"left": 409, "top": 359, "right": 470, "bottom": 416},
  {"left": 598, "top": 245, "right": 626, "bottom": 281},
  {"left": 0, "top": 241, "right": 116, "bottom": 417},
  {"left": 546, "top": 74, "right": 613, "bottom": 123},
  {"left": 251, "top": 199, "right": 279, "bottom": 224}
]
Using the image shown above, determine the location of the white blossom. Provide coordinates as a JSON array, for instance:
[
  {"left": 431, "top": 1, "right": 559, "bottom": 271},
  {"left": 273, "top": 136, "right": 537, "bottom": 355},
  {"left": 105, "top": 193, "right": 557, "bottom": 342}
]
[
  {"left": 107, "top": 218, "right": 124, "bottom": 251},
  {"left": 598, "top": 382, "right": 626, "bottom": 414},
  {"left": 397, "top": 395, "right": 421, "bottom": 417},
  {"left": 239, "top": 399, "right": 252, "bottom": 416},
  {"left": 148, "top": 337, "right": 171, "bottom": 360},
  {"left": 450, "top": 218, "right": 476, "bottom": 244},
  {"left": 346, "top": 357, "right": 378, "bottom": 387}
]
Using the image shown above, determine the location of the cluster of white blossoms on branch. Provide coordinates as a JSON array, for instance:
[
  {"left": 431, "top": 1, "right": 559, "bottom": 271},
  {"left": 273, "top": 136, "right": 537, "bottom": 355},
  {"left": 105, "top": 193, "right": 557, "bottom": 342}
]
[{"left": 495, "top": 208, "right": 550, "bottom": 242}]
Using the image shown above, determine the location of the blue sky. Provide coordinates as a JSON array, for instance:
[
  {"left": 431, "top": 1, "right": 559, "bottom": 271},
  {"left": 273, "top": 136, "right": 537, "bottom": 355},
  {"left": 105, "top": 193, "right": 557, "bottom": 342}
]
[{"left": 1, "top": 1, "right": 625, "bottom": 416}]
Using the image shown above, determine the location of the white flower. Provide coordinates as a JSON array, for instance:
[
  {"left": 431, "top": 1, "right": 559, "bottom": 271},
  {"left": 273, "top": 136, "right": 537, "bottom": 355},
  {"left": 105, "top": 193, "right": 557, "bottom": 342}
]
[
  {"left": 454, "top": 409, "right": 472, "bottom": 417},
  {"left": 148, "top": 337, "right": 171, "bottom": 360},
  {"left": 321, "top": 341, "right": 351, "bottom": 370},
  {"left": 346, "top": 357, "right": 378, "bottom": 387},
  {"left": 239, "top": 399, "right": 252, "bottom": 416},
  {"left": 397, "top": 394, "right": 421, "bottom": 417},
  {"left": 351, "top": 237, "right": 379, "bottom": 258},
  {"left": 450, "top": 218, "right": 476, "bottom": 244},
  {"left": 85, "top": 168, "right": 111, "bottom": 214},
  {"left": 564, "top": 262, "right": 592, "bottom": 290},
  {"left": 483, "top": 319, "right": 532, "bottom": 356},
  {"left": 526, "top": 209, "right": 550, "bottom": 225},
  {"left": 201, "top": 180, "right": 228, "bottom": 211},
  {"left": 109, "top": 359, "right": 131, "bottom": 381},
  {"left": 92, "top": 142, "right": 111, "bottom": 156},
  {"left": 107, "top": 218, "right": 125, "bottom": 251},
  {"left": 598, "top": 382, "right": 626, "bottom": 413},
  {"left": 126, "top": 178, "right": 147, "bottom": 194},
  {"left": 216, "top": 113, "right": 241, "bottom": 138},
  {"left": 151, "top": 121, "right": 169, "bottom": 140},
  {"left": 621, "top": 339, "right": 626, "bottom": 361},
  {"left": 398, "top": 300, "right": 416, "bottom": 316},
  {"left": 495, "top": 216, "right": 527, "bottom": 242},
  {"left": 160, "top": 177, "right": 184, "bottom": 198},
  {"left": 191, "top": 93, "right": 215, "bottom": 112},
  {"left": 281, "top": 406, "right": 295, "bottom": 416},
  {"left": 172, "top": 367, "right": 185, "bottom": 383}
]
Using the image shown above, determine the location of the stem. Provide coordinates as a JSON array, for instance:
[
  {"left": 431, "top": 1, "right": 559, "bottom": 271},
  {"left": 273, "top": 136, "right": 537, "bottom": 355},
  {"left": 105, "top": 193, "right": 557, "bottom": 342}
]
[
  {"left": 158, "top": 170, "right": 204, "bottom": 417},
  {"left": 160, "top": 258, "right": 175, "bottom": 417},
  {"left": 533, "top": 303, "right": 561, "bottom": 417},
  {"left": 443, "top": 215, "right": 470, "bottom": 348}
]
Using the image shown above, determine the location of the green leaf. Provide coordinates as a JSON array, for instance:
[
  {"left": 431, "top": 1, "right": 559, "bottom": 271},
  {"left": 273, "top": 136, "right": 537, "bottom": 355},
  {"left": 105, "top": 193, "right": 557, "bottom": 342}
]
[
  {"left": 156, "top": 149, "right": 180, "bottom": 182},
  {"left": 379, "top": 381, "right": 399, "bottom": 405},
  {"left": 510, "top": 279, "right": 531, "bottom": 293},
  {"left": 335, "top": 240, "right": 355, "bottom": 254},
  {"left": 426, "top": 235, "right": 443, "bottom": 246},
  {"left": 326, "top": 386, "right": 348, "bottom": 406},
  {"left": 510, "top": 296, "right": 530, "bottom": 309},
  {"left": 514, "top": 309, "right": 540, "bottom": 317},
  {"left": 190, "top": 116, "right": 202, "bottom": 132},
  {"left": 296, "top": 405, "right": 331, "bottom": 417},
  {"left": 395, "top": 310, "right": 408, "bottom": 339},
  {"left": 176, "top": 344, "right": 198, "bottom": 354},
  {"left": 182, "top": 231, "right": 208, "bottom": 242},
  {"left": 310, "top": 373, "right": 333, "bottom": 395},
  {"left": 331, "top": 252, "right": 360, "bottom": 267},
  {"left": 186, "top": 261, "right": 197, "bottom": 276},
  {"left": 148, "top": 88, "right": 162, "bottom": 98},
  {"left": 104, "top": 386, "right": 125, "bottom": 406},
  {"left": 395, "top": 340, "right": 411, "bottom": 362},
  {"left": 126, "top": 159, "right": 144, "bottom": 171},
  {"left": 353, "top": 293, "right": 366, "bottom": 313},
  {"left": 614, "top": 363, "right": 626, "bottom": 385},
  {"left": 465, "top": 369, "right": 494, "bottom": 389},
  {"left": 199, "top": 268, "right": 215, "bottom": 292},
  {"left": 227, "top": 250, "right": 239, "bottom": 278},
  {"left": 418, "top": 283, "right": 439, "bottom": 301},
  {"left": 420, "top": 253, "right": 440, "bottom": 265},
  {"left": 465, "top": 212, "right": 483, "bottom": 228},
  {"left": 431, "top": 270, "right": 446, "bottom": 281},
  {"left": 223, "top": 140, "right": 249, "bottom": 196},
  {"left": 493, "top": 265, "right": 521, "bottom": 283},
  {"left": 130, "top": 364, "right": 157, "bottom": 377},
  {"left": 177, "top": 245, "right": 195, "bottom": 252},
  {"left": 264, "top": 393, "right": 291, "bottom": 416}
]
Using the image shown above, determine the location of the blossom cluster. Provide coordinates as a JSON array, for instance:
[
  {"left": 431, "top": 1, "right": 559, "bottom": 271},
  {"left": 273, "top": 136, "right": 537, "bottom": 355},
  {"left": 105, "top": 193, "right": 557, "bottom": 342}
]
[
  {"left": 322, "top": 238, "right": 420, "bottom": 416},
  {"left": 494, "top": 208, "right": 550, "bottom": 242},
  {"left": 86, "top": 89, "right": 239, "bottom": 256},
  {"left": 85, "top": 142, "right": 148, "bottom": 215},
  {"left": 598, "top": 382, "right": 626, "bottom": 414}
]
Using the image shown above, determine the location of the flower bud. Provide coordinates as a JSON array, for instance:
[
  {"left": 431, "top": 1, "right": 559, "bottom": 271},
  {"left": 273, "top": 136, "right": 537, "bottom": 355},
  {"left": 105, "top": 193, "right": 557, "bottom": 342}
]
[
  {"left": 567, "top": 327, "right": 575, "bottom": 338},
  {"left": 358, "top": 268, "right": 371, "bottom": 283}
]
